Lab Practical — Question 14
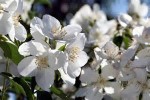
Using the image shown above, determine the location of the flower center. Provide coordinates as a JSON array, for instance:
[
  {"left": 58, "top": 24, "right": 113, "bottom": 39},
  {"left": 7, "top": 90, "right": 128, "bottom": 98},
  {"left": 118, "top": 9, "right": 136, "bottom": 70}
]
[
  {"left": 0, "top": 4, "right": 4, "bottom": 13},
  {"left": 93, "top": 76, "right": 107, "bottom": 89},
  {"left": 13, "top": 15, "right": 21, "bottom": 26},
  {"left": 68, "top": 47, "right": 80, "bottom": 62},
  {"left": 51, "top": 26, "right": 61, "bottom": 36},
  {"left": 35, "top": 56, "right": 49, "bottom": 69},
  {"left": 0, "top": 4, "right": 8, "bottom": 13},
  {"left": 98, "top": 76, "right": 107, "bottom": 87}
]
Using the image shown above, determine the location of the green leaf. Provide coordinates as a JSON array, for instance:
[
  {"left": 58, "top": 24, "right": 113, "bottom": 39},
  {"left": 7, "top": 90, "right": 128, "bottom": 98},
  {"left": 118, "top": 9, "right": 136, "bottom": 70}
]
[
  {"left": 10, "top": 79, "right": 26, "bottom": 96},
  {"left": 123, "top": 36, "right": 132, "bottom": 49},
  {"left": 0, "top": 35, "right": 9, "bottom": 41},
  {"left": 13, "top": 77, "right": 34, "bottom": 100},
  {"left": 0, "top": 72, "right": 26, "bottom": 96},
  {"left": 50, "top": 86, "right": 70, "bottom": 100},
  {"left": 0, "top": 40, "right": 23, "bottom": 64},
  {"left": 58, "top": 44, "right": 66, "bottom": 51},
  {"left": 34, "top": 0, "right": 51, "bottom": 6},
  {"left": 113, "top": 35, "right": 123, "bottom": 48}
]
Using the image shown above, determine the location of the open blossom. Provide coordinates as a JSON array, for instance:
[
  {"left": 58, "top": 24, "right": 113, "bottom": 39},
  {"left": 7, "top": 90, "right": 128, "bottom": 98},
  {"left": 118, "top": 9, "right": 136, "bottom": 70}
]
[
  {"left": 76, "top": 61, "right": 121, "bottom": 100},
  {"left": 0, "top": 0, "right": 27, "bottom": 41},
  {"left": 63, "top": 33, "right": 89, "bottom": 78},
  {"left": 18, "top": 40, "right": 67, "bottom": 91},
  {"left": 30, "top": 14, "right": 82, "bottom": 42},
  {"left": 71, "top": 4, "right": 106, "bottom": 33},
  {"left": 121, "top": 79, "right": 150, "bottom": 100},
  {"left": 94, "top": 41, "right": 121, "bottom": 60},
  {"left": 128, "top": 0, "right": 148, "bottom": 18}
]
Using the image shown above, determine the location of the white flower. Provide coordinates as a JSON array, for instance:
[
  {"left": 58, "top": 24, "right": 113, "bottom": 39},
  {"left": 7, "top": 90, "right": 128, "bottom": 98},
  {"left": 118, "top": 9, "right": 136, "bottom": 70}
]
[
  {"left": 128, "top": 0, "right": 148, "bottom": 17},
  {"left": 121, "top": 79, "right": 150, "bottom": 100},
  {"left": 18, "top": 40, "right": 67, "bottom": 91},
  {"left": 30, "top": 14, "right": 82, "bottom": 41},
  {"left": 120, "top": 43, "right": 139, "bottom": 68},
  {"left": 87, "top": 20, "right": 116, "bottom": 47},
  {"left": 131, "top": 47, "right": 150, "bottom": 72},
  {"left": 64, "top": 33, "right": 89, "bottom": 78},
  {"left": 0, "top": 0, "right": 27, "bottom": 41},
  {"left": 94, "top": 41, "right": 121, "bottom": 60},
  {"left": 77, "top": 61, "right": 121, "bottom": 100},
  {"left": 70, "top": 4, "right": 106, "bottom": 33}
]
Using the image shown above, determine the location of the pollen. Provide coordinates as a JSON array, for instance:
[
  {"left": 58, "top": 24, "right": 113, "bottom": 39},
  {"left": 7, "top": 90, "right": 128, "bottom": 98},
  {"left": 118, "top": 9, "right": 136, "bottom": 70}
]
[
  {"left": 0, "top": 4, "right": 8, "bottom": 13},
  {"left": 0, "top": 5, "right": 4, "bottom": 13},
  {"left": 13, "top": 15, "right": 21, "bottom": 26},
  {"left": 51, "top": 26, "right": 61, "bottom": 35},
  {"left": 68, "top": 47, "right": 80, "bottom": 62},
  {"left": 35, "top": 56, "right": 49, "bottom": 69}
]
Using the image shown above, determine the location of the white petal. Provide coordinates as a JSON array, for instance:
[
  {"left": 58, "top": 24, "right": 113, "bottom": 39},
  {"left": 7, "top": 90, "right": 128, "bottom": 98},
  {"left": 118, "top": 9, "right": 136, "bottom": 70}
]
[
  {"left": 17, "top": 56, "right": 38, "bottom": 77},
  {"left": 63, "top": 24, "right": 82, "bottom": 34},
  {"left": 133, "top": 26, "right": 144, "bottom": 37},
  {"left": 94, "top": 47, "right": 108, "bottom": 60},
  {"left": 15, "top": 23, "right": 27, "bottom": 41},
  {"left": 0, "top": 19, "right": 13, "bottom": 35},
  {"left": 76, "top": 51, "right": 89, "bottom": 67},
  {"left": 67, "top": 33, "right": 86, "bottom": 50},
  {"left": 58, "top": 68, "right": 75, "bottom": 86},
  {"left": 105, "top": 82, "right": 121, "bottom": 100},
  {"left": 5, "top": 0, "right": 18, "bottom": 13},
  {"left": 133, "top": 68, "right": 147, "bottom": 83},
  {"left": 70, "top": 4, "right": 92, "bottom": 24},
  {"left": 30, "top": 17, "right": 45, "bottom": 41},
  {"left": 86, "top": 86, "right": 103, "bottom": 100},
  {"left": 121, "top": 82, "right": 141, "bottom": 100},
  {"left": 42, "top": 14, "right": 61, "bottom": 39},
  {"left": 30, "top": 17, "right": 43, "bottom": 28},
  {"left": 132, "top": 26, "right": 149, "bottom": 44},
  {"left": 103, "top": 41, "right": 120, "bottom": 59},
  {"left": 15, "top": 0, "right": 23, "bottom": 14},
  {"left": 8, "top": 26, "right": 15, "bottom": 42},
  {"left": 55, "top": 51, "right": 68, "bottom": 70},
  {"left": 131, "top": 57, "right": 150, "bottom": 68},
  {"left": 138, "top": 4, "right": 148, "bottom": 17},
  {"left": 101, "top": 63, "right": 118, "bottom": 80},
  {"left": 120, "top": 44, "right": 139, "bottom": 68},
  {"left": 48, "top": 50, "right": 65, "bottom": 70},
  {"left": 35, "top": 68, "right": 54, "bottom": 91},
  {"left": 137, "top": 47, "right": 150, "bottom": 58},
  {"left": 76, "top": 86, "right": 103, "bottom": 100},
  {"left": 80, "top": 67, "right": 99, "bottom": 84},
  {"left": 118, "top": 14, "right": 132, "bottom": 27},
  {"left": 67, "top": 67, "right": 81, "bottom": 78},
  {"left": 63, "top": 24, "right": 82, "bottom": 41},
  {"left": 18, "top": 40, "right": 48, "bottom": 56}
]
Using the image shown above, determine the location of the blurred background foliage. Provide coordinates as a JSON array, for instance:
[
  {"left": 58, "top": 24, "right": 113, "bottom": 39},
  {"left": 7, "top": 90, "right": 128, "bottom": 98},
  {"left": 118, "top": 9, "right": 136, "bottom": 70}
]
[{"left": 30, "top": 0, "right": 150, "bottom": 23}]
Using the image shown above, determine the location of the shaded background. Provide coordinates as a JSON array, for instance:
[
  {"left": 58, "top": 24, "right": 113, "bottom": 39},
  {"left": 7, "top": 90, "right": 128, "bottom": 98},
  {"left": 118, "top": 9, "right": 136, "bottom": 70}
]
[{"left": 32, "top": 0, "right": 150, "bottom": 23}]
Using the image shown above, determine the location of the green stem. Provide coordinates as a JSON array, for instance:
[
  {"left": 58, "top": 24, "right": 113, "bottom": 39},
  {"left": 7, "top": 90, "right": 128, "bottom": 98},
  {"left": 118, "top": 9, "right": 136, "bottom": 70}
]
[{"left": 1, "top": 58, "right": 9, "bottom": 100}]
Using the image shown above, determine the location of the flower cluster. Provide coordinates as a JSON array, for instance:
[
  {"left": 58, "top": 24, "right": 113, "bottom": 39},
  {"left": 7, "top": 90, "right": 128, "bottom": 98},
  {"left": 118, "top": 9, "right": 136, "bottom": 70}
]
[{"left": 0, "top": 0, "right": 150, "bottom": 100}]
